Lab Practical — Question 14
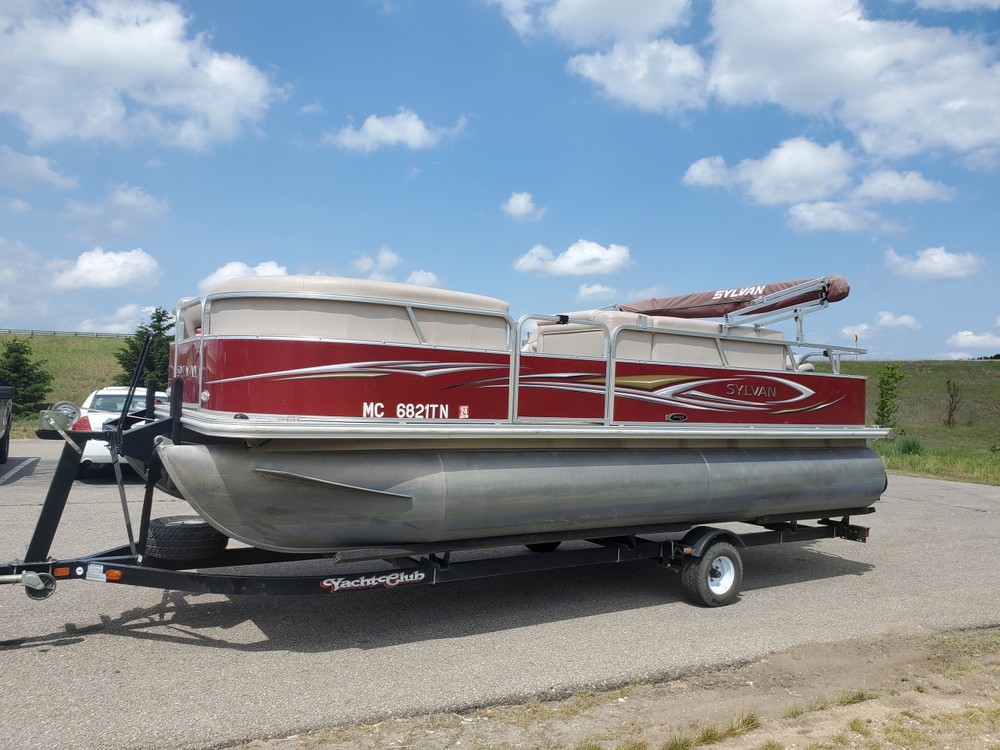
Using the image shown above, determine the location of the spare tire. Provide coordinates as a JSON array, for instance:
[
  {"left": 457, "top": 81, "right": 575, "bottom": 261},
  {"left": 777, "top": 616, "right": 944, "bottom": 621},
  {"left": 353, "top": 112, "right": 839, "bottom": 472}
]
[{"left": 145, "top": 516, "right": 228, "bottom": 561}]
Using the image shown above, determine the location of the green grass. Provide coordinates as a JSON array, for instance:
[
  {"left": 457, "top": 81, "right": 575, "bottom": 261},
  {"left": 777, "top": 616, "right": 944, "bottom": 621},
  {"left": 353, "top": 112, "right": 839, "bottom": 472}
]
[{"left": 837, "top": 360, "right": 1000, "bottom": 485}]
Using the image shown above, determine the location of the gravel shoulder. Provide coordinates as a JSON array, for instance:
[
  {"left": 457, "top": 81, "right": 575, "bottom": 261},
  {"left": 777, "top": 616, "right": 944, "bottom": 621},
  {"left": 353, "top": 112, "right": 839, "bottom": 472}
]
[{"left": 238, "top": 626, "right": 1000, "bottom": 750}]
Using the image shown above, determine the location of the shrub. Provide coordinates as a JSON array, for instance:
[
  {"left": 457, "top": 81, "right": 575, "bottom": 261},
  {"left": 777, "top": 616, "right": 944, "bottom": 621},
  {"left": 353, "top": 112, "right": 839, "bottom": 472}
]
[
  {"left": 0, "top": 338, "right": 53, "bottom": 418},
  {"left": 874, "top": 362, "right": 904, "bottom": 430}
]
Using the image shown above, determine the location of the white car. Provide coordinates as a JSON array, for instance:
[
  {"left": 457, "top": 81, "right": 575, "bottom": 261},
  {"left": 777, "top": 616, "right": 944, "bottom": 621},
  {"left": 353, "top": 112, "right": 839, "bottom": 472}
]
[{"left": 71, "top": 386, "right": 168, "bottom": 476}]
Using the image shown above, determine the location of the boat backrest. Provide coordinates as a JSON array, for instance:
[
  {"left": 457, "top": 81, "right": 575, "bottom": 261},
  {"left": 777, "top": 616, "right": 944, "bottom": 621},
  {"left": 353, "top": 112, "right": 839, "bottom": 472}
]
[
  {"left": 527, "top": 310, "right": 787, "bottom": 369},
  {"left": 190, "top": 276, "right": 512, "bottom": 351}
]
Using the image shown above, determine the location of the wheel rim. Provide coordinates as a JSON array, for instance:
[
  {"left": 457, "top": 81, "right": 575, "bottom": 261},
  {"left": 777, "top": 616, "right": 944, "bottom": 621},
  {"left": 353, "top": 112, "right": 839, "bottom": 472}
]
[{"left": 707, "top": 555, "right": 736, "bottom": 595}]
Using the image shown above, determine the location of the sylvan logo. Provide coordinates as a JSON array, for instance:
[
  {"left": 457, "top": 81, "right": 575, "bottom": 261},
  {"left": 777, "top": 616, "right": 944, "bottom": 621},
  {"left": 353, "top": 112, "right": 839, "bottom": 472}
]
[
  {"left": 711, "top": 285, "right": 766, "bottom": 301},
  {"left": 174, "top": 365, "right": 198, "bottom": 378}
]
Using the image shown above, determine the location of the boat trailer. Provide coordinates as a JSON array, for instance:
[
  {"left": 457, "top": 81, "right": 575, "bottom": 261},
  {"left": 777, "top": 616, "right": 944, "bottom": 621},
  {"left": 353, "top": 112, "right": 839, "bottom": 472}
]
[{"left": 1, "top": 387, "right": 874, "bottom": 608}]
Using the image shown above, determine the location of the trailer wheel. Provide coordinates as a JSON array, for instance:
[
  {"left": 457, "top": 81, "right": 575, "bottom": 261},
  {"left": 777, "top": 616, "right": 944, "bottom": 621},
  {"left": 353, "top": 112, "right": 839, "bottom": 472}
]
[
  {"left": 145, "top": 516, "right": 227, "bottom": 561},
  {"left": 526, "top": 542, "right": 561, "bottom": 553},
  {"left": 680, "top": 541, "right": 743, "bottom": 607}
]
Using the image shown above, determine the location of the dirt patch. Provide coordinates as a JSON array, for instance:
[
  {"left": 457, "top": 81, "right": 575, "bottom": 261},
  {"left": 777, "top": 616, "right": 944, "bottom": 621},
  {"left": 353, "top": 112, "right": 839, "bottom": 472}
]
[{"left": 233, "top": 627, "right": 1000, "bottom": 750}]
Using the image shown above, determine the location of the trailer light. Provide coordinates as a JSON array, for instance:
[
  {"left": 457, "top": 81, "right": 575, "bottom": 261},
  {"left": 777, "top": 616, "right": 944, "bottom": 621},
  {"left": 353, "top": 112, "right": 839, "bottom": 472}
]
[
  {"left": 53, "top": 566, "right": 70, "bottom": 578},
  {"left": 105, "top": 569, "right": 123, "bottom": 582}
]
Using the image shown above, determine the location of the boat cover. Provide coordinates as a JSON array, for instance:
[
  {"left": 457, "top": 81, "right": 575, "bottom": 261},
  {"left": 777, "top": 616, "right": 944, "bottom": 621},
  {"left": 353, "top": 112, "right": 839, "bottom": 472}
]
[{"left": 619, "top": 276, "right": 850, "bottom": 319}]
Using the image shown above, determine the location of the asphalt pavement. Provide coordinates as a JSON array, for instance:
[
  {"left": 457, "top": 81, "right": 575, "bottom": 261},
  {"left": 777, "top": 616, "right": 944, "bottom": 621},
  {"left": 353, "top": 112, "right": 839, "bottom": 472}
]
[{"left": 1, "top": 438, "right": 998, "bottom": 750}]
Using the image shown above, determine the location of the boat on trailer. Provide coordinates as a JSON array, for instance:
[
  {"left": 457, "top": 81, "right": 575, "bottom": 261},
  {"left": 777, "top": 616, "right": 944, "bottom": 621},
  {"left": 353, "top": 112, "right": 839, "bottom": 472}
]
[
  {"left": 143, "top": 273, "right": 888, "bottom": 554},
  {"left": 1, "top": 273, "right": 890, "bottom": 608}
]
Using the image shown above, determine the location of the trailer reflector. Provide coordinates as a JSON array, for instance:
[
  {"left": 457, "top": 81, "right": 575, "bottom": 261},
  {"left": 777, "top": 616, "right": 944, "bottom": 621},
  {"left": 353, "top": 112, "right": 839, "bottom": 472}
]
[
  {"left": 105, "top": 569, "right": 123, "bottom": 582},
  {"left": 53, "top": 567, "right": 70, "bottom": 578}
]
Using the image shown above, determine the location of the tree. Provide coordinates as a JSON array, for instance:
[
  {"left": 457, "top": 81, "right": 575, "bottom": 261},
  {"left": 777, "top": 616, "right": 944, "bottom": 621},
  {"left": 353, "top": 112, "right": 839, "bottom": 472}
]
[
  {"left": 943, "top": 379, "right": 962, "bottom": 427},
  {"left": 114, "top": 307, "right": 174, "bottom": 390},
  {"left": 874, "top": 362, "right": 904, "bottom": 431},
  {"left": 0, "top": 338, "right": 54, "bottom": 418}
]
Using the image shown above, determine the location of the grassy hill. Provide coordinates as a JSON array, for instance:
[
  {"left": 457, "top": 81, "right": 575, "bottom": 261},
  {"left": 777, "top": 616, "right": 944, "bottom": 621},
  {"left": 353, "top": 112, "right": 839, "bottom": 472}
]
[
  {"left": 4, "top": 333, "right": 998, "bottom": 484},
  {"left": 3, "top": 332, "right": 128, "bottom": 436},
  {"left": 837, "top": 359, "right": 999, "bottom": 485}
]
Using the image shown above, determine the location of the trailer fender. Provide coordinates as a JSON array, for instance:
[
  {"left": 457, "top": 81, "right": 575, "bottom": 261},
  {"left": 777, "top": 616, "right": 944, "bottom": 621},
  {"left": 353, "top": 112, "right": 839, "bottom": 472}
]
[{"left": 679, "top": 526, "right": 746, "bottom": 558}]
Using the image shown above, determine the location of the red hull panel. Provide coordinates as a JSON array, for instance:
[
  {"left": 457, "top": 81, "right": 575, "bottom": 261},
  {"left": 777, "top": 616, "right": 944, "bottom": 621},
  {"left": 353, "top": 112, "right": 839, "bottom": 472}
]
[{"left": 172, "top": 339, "right": 865, "bottom": 426}]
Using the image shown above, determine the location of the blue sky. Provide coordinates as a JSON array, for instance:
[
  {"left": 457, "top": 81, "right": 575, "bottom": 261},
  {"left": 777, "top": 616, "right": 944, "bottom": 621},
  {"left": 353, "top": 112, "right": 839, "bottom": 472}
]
[{"left": 1, "top": 0, "right": 998, "bottom": 359}]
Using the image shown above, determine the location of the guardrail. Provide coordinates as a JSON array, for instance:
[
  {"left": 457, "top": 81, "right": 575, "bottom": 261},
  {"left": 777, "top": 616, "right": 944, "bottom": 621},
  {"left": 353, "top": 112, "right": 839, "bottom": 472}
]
[{"left": 0, "top": 329, "right": 130, "bottom": 339}]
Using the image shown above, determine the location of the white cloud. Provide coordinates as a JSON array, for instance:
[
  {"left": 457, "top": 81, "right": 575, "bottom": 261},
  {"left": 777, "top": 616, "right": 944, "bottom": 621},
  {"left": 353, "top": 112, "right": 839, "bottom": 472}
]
[
  {"left": 568, "top": 40, "right": 707, "bottom": 113},
  {"left": 67, "top": 184, "right": 168, "bottom": 241},
  {"left": 198, "top": 261, "right": 288, "bottom": 295},
  {"left": 514, "top": 239, "right": 631, "bottom": 275},
  {"left": 0, "top": 1, "right": 281, "bottom": 150},
  {"left": 625, "top": 286, "right": 665, "bottom": 300},
  {"left": 785, "top": 201, "right": 881, "bottom": 233},
  {"left": 708, "top": 0, "right": 1000, "bottom": 161},
  {"left": 544, "top": 0, "right": 690, "bottom": 46},
  {"left": 877, "top": 311, "right": 920, "bottom": 329},
  {"left": 942, "top": 351, "right": 973, "bottom": 361},
  {"left": 885, "top": 246, "right": 985, "bottom": 280},
  {"left": 489, "top": 0, "right": 689, "bottom": 43},
  {"left": 502, "top": 191, "right": 546, "bottom": 221},
  {"left": 841, "top": 323, "right": 872, "bottom": 340},
  {"left": 79, "top": 304, "right": 159, "bottom": 334},
  {"left": 684, "top": 138, "right": 854, "bottom": 206},
  {"left": 487, "top": 0, "right": 537, "bottom": 37},
  {"left": 502, "top": 0, "right": 1000, "bottom": 164},
  {"left": 853, "top": 170, "right": 955, "bottom": 204},
  {"left": 0, "top": 146, "right": 78, "bottom": 190},
  {"left": 352, "top": 246, "right": 403, "bottom": 280},
  {"left": 947, "top": 330, "right": 1000, "bottom": 348},
  {"left": 326, "top": 108, "right": 467, "bottom": 152},
  {"left": 6, "top": 198, "right": 31, "bottom": 215},
  {"left": 577, "top": 283, "right": 617, "bottom": 300},
  {"left": 50, "top": 247, "right": 161, "bottom": 290},
  {"left": 405, "top": 270, "right": 442, "bottom": 287},
  {"left": 299, "top": 101, "right": 323, "bottom": 115}
]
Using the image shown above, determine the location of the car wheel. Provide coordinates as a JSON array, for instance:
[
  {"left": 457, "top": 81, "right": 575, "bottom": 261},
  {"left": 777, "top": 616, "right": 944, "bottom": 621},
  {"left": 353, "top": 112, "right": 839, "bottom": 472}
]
[{"left": 75, "top": 460, "right": 92, "bottom": 479}]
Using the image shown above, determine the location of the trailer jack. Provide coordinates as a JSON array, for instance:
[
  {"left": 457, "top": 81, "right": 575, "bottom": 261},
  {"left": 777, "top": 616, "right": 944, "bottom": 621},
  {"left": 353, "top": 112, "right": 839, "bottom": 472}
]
[{"left": 0, "top": 571, "right": 57, "bottom": 600}]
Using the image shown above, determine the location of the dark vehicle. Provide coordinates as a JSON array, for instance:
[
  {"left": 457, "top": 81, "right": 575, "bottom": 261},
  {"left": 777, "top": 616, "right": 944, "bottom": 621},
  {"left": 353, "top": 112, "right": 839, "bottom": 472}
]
[{"left": 0, "top": 385, "right": 13, "bottom": 464}]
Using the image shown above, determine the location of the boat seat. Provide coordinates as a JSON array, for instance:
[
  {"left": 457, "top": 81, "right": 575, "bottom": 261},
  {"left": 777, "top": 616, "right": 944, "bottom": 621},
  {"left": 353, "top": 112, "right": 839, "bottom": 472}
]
[{"left": 527, "top": 309, "right": 787, "bottom": 369}]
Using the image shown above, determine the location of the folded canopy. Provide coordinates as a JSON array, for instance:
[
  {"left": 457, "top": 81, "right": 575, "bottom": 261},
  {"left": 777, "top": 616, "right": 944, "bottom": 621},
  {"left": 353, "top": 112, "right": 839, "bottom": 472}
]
[{"left": 619, "top": 276, "right": 850, "bottom": 319}]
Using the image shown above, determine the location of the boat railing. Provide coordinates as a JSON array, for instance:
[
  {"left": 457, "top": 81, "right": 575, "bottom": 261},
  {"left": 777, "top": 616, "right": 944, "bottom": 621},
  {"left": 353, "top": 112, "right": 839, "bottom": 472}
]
[
  {"left": 510, "top": 314, "right": 614, "bottom": 424},
  {"left": 511, "top": 309, "right": 868, "bottom": 425}
]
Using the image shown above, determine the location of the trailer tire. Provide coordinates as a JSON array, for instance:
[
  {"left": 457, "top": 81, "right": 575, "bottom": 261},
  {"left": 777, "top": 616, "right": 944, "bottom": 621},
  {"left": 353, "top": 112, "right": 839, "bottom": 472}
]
[
  {"left": 526, "top": 542, "right": 561, "bottom": 553},
  {"left": 145, "top": 516, "right": 227, "bottom": 561},
  {"left": 680, "top": 541, "right": 742, "bottom": 607}
]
